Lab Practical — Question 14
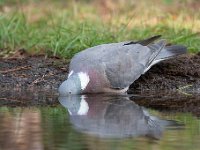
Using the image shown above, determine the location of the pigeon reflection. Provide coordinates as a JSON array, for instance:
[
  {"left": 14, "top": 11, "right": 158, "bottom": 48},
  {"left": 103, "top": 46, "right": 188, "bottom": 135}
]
[{"left": 59, "top": 95, "right": 176, "bottom": 139}]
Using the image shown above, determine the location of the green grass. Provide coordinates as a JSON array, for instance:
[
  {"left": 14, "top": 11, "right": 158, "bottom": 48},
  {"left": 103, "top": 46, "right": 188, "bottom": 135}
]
[{"left": 0, "top": 0, "right": 200, "bottom": 58}]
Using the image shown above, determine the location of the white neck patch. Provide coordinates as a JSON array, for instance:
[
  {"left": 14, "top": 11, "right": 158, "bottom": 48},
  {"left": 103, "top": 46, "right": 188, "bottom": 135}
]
[
  {"left": 68, "top": 70, "right": 74, "bottom": 78},
  {"left": 78, "top": 72, "right": 90, "bottom": 90},
  {"left": 77, "top": 95, "right": 89, "bottom": 115}
]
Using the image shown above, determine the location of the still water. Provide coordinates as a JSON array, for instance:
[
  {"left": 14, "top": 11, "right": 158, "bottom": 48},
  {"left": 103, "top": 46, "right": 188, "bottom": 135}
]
[{"left": 0, "top": 94, "right": 200, "bottom": 150}]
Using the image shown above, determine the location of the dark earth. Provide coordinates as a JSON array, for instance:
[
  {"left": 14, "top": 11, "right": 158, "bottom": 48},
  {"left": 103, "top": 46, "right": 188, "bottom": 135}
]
[{"left": 1, "top": 50, "right": 200, "bottom": 116}]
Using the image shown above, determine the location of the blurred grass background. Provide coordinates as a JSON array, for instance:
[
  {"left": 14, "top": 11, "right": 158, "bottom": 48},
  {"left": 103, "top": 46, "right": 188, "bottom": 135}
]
[{"left": 0, "top": 0, "right": 199, "bottom": 58}]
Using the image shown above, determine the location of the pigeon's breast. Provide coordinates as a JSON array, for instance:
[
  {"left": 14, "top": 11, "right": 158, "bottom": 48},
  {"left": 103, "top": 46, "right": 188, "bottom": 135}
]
[
  {"left": 83, "top": 68, "right": 109, "bottom": 93},
  {"left": 69, "top": 58, "right": 109, "bottom": 93}
]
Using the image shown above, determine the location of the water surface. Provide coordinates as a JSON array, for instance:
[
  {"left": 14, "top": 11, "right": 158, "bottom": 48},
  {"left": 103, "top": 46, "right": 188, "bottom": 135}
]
[{"left": 0, "top": 94, "right": 200, "bottom": 150}]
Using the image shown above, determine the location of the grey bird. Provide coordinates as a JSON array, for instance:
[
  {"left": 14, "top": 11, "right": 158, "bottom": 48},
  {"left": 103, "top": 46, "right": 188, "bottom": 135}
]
[{"left": 59, "top": 35, "right": 187, "bottom": 95}]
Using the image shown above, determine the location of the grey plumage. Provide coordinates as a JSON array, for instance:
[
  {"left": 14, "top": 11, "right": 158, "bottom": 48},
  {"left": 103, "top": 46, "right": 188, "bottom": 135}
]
[
  {"left": 69, "top": 36, "right": 186, "bottom": 90},
  {"left": 59, "top": 35, "right": 187, "bottom": 95}
]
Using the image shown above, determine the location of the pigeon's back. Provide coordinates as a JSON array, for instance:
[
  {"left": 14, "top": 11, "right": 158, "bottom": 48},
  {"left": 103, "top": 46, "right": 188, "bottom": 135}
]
[{"left": 69, "top": 42, "right": 151, "bottom": 73}]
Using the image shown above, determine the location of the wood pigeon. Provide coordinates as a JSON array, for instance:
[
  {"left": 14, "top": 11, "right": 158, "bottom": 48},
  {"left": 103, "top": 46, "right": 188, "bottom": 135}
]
[{"left": 59, "top": 35, "right": 187, "bottom": 95}]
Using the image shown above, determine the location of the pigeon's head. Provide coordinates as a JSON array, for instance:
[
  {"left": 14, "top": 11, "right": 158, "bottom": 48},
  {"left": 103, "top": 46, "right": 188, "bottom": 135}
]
[{"left": 58, "top": 72, "right": 90, "bottom": 96}]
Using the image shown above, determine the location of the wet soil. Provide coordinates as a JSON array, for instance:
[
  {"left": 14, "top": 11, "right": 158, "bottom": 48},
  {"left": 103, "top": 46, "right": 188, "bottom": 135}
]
[{"left": 0, "top": 53, "right": 200, "bottom": 116}]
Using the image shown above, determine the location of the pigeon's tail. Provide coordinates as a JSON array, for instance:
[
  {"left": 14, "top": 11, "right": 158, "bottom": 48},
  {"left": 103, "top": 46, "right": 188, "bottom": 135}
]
[
  {"left": 155, "top": 45, "right": 187, "bottom": 61},
  {"left": 143, "top": 43, "right": 187, "bottom": 73}
]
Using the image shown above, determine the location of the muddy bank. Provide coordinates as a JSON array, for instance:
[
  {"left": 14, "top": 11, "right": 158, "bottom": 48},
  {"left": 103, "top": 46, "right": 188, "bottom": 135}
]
[
  {"left": 1, "top": 54, "right": 200, "bottom": 91},
  {"left": 0, "top": 53, "right": 200, "bottom": 115},
  {"left": 0, "top": 55, "right": 68, "bottom": 90}
]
